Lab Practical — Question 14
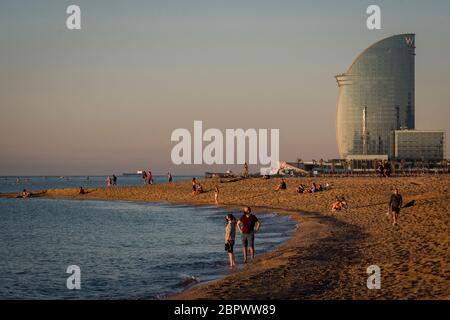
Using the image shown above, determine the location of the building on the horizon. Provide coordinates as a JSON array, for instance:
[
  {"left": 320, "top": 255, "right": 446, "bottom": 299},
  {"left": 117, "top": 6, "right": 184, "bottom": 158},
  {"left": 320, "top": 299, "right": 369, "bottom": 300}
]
[
  {"left": 391, "top": 129, "right": 446, "bottom": 161},
  {"left": 335, "top": 34, "right": 446, "bottom": 161},
  {"left": 335, "top": 34, "right": 416, "bottom": 159}
]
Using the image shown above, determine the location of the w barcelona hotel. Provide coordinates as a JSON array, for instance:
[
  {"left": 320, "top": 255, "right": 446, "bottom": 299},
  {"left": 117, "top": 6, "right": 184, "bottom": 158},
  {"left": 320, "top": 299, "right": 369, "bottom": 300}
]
[{"left": 335, "top": 34, "right": 446, "bottom": 166}]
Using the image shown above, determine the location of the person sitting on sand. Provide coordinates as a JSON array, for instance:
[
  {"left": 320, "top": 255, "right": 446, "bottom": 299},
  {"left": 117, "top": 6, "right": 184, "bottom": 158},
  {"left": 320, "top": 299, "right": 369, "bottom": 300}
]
[
  {"left": 389, "top": 188, "right": 403, "bottom": 226},
  {"left": 331, "top": 196, "right": 341, "bottom": 211},
  {"left": 237, "top": 207, "right": 261, "bottom": 263},
  {"left": 195, "top": 183, "right": 204, "bottom": 194},
  {"left": 311, "top": 182, "right": 318, "bottom": 193},
  {"left": 340, "top": 196, "right": 348, "bottom": 209},
  {"left": 318, "top": 184, "right": 323, "bottom": 191},
  {"left": 296, "top": 184, "right": 305, "bottom": 194},
  {"left": 79, "top": 186, "right": 86, "bottom": 195},
  {"left": 224, "top": 214, "right": 236, "bottom": 267},
  {"left": 275, "top": 178, "right": 287, "bottom": 191},
  {"left": 21, "top": 189, "right": 31, "bottom": 198}
]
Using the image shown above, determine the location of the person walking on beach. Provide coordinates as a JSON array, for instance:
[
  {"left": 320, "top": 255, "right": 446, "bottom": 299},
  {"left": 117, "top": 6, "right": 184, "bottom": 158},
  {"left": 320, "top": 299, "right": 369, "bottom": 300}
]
[
  {"left": 107, "top": 175, "right": 111, "bottom": 187},
  {"left": 237, "top": 207, "right": 261, "bottom": 263},
  {"left": 142, "top": 170, "right": 148, "bottom": 184},
  {"left": 243, "top": 162, "right": 249, "bottom": 178},
  {"left": 214, "top": 186, "right": 219, "bottom": 205},
  {"left": 389, "top": 188, "right": 403, "bottom": 226},
  {"left": 224, "top": 214, "right": 236, "bottom": 268},
  {"left": 168, "top": 172, "right": 173, "bottom": 183},
  {"left": 148, "top": 170, "right": 153, "bottom": 185},
  {"left": 112, "top": 174, "right": 117, "bottom": 186},
  {"left": 191, "top": 177, "right": 197, "bottom": 194}
]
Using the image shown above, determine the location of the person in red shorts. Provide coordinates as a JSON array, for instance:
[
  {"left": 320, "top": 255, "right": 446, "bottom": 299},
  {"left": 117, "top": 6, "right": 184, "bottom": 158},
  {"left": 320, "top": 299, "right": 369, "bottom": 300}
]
[{"left": 237, "top": 207, "right": 261, "bottom": 263}]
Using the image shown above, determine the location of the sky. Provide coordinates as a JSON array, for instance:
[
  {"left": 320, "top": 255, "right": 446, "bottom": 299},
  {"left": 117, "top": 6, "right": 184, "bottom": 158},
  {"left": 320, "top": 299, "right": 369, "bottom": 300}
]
[{"left": 0, "top": 0, "right": 449, "bottom": 175}]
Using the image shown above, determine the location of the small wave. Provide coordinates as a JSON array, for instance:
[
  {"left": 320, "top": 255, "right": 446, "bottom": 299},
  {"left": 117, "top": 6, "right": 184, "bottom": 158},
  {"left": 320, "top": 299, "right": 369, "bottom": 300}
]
[{"left": 172, "top": 274, "right": 200, "bottom": 288}]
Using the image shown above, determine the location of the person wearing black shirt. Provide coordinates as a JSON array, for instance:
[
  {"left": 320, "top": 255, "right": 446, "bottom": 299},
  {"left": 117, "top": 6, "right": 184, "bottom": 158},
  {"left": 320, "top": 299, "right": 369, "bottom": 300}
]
[{"left": 389, "top": 188, "right": 403, "bottom": 226}]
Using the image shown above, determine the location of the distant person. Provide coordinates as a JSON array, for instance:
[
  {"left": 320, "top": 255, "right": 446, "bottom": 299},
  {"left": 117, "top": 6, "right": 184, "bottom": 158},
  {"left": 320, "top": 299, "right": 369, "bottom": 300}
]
[
  {"left": 377, "top": 162, "right": 384, "bottom": 177},
  {"left": 331, "top": 196, "right": 342, "bottom": 211},
  {"left": 389, "top": 188, "right": 403, "bottom": 226},
  {"left": 112, "top": 174, "right": 117, "bottom": 186},
  {"left": 237, "top": 207, "right": 261, "bottom": 263},
  {"left": 148, "top": 170, "right": 153, "bottom": 185},
  {"left": 331, "top": 196, "right": 348, "bottom": 212},
  {"left": 191, "top": 177, "right": 197, "bottom": 193},
  {"left": 224, "top": 214, "right": 236, "bottom": 268},
  {"left": 296, "top": 184, "right": 305, "bottom": 194},
  {"left": 21, "top": 189, "right": 30, "bottom": 198},
  {"left": 275, "top": 178, "right": 286, "bottom": 191},
  {"left": 243, "top": 162, "right": 249, "bottom": 178},
  {"left": 214, "top": 186, "right": 219, "bottom": 204},
  {"left": 195, "top": 183, "right": 204, "bottom": 194},
  {"left": 142, "top": 170, "right": 148, "bottom": 185},
  {"left": 168, "top": 172, "right": 173, "bottom": 183},
  {"left": 340, "top": 196, "right": 348, "bottom": 209},
  {"left": 107, "top": 176, "right": 111, "bottom": 187},
  {"left": 79, "top": 186, "right": 86, "bottom": 195},
  {"left": 311, "top": 182, "right": 318, "bottom": 193}
]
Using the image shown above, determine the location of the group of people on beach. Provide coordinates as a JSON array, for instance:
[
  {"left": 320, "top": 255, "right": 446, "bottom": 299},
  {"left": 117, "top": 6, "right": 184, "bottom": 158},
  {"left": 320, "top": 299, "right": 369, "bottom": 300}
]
[
  {"left": 224, "top": 207, "right": 261, "bottom": 267},
  {"left": 191, "top": 177, "right": 204, "bottom": 195},
  {"left": 274, "top": 178, "right": 332, "bottom": 195},
  {"left": 297, "top": 182, "right": 330, "bottom": 194},
  {"left": 107, "top": 175, "right": 117, "bottom": 187},
  {"left": 141, "top": 170, "right": 153, "bottom": 185},
  {"left": 377, "top": 161, "right": 392, "bottom": 178}
]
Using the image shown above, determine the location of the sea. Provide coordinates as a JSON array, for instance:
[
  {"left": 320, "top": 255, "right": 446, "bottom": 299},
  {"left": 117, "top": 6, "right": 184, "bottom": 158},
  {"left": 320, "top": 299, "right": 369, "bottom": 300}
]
[{"left": 0, "top": 176, "right": 296, "bottom": 299}]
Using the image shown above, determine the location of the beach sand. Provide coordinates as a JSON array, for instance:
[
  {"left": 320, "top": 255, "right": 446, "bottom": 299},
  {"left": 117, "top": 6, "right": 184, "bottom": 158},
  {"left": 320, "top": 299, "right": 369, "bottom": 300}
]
[{"left": 3, "top": 175, "right": 449, "bottom": 299}]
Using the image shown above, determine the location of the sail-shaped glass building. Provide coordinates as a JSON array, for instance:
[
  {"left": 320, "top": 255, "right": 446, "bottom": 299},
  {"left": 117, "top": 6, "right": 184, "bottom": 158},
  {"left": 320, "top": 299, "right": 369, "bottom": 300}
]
[{"left": 335, "top": 34, "right": 416, "bottom": 159}]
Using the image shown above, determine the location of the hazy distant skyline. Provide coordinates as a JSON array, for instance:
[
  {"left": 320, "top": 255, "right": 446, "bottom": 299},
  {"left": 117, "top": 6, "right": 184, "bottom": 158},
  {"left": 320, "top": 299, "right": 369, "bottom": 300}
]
[{"left": 1, "top": 0, "right": 449, "bottom": 175}]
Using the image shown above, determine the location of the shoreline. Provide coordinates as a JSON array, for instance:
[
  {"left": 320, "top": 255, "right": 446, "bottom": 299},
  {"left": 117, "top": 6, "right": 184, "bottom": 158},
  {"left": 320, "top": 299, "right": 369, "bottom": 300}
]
[{"left": 1, "top": 175, "right": 449, "bottom": 299}]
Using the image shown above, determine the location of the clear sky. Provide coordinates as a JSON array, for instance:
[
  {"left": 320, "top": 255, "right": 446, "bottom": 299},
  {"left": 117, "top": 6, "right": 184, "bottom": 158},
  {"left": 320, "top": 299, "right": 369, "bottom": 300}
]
[{"left": 1, "top": 0, "right": 449, "bottom": 175}]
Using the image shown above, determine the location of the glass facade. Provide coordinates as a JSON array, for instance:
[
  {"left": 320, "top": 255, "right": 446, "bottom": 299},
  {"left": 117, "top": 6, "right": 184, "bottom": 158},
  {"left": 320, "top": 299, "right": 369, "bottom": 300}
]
[
  {"left": 336, "top": 34, "right": 416, "bottom": 159},
  {"left": 392, "top": 130, "right": 446, "bottom": 160}
]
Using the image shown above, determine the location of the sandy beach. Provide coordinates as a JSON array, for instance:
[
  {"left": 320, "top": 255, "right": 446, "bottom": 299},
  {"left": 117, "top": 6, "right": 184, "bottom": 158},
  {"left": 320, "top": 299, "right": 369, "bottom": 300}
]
[{"left": 3, "top": 175, "right": 449, "bottom": 299}]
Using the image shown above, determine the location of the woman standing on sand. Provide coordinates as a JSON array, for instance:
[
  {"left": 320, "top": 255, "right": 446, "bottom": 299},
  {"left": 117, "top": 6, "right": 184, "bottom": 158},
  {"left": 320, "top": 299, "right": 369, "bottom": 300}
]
[
  {"left": 148, "top": 170, "right": 153, "bottom": 185},
  {"left": 107, "top": 176, "right": 111, "bottom": 187},
  {"left": 224, "top": 214, "right": 236, "bottom": 268},
  {"left": 214, "top": 186, "right": 219, "bottom": 204}
]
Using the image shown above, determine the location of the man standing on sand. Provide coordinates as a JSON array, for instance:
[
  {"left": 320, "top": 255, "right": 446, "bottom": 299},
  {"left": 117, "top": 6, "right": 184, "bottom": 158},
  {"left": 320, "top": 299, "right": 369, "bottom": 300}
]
[
  {"left": 389, "top": 188, "right": 403, "bottom": 226},
  {"left": 237, "top": 207, "right": 261, "bottom": 263},
  {"left": 243, "top": 162, "right": 249, "bottom": 178}
]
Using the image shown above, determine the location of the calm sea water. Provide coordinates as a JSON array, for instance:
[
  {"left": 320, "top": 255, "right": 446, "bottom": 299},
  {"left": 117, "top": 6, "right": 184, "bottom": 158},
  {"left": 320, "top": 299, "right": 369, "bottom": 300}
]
[
  {"left": 0, "top": 175, "right": 198, "bottom": 194},
  {"left": 0, "top": 198, "right": 296, "bottom": 299}
]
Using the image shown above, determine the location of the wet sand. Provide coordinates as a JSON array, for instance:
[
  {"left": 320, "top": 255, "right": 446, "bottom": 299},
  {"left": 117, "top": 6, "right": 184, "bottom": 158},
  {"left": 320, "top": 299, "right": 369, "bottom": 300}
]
[{"left": 2, "top": 175, "right": 449, "bottom": 299}]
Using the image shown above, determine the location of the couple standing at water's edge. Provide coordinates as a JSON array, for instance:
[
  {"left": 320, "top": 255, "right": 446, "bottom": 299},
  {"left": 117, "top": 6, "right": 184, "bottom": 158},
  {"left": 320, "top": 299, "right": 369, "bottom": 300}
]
[{"left": 224, "top": 207, "right": 261, "bottom": 268}]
